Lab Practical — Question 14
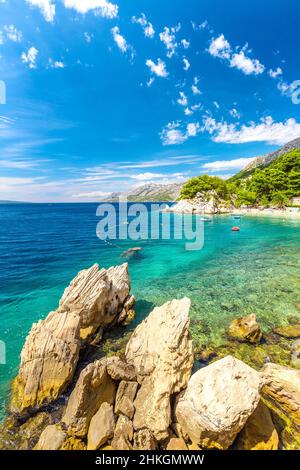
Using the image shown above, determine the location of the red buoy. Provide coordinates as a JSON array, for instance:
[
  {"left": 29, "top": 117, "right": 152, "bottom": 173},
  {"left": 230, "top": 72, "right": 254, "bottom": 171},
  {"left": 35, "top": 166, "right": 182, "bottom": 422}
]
[{"left": 232, "top": 226, "right": 240, "bottom": 232}]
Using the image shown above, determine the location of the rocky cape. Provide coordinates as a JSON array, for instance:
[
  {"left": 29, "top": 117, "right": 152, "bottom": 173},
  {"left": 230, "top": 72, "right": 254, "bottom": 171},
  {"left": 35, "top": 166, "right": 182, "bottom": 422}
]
[
  {"left": 0, "top": 264, "right": 299, "bottom": 451},
  {"left": 165, "top": 190, "right": 235, "bottom": 215}
]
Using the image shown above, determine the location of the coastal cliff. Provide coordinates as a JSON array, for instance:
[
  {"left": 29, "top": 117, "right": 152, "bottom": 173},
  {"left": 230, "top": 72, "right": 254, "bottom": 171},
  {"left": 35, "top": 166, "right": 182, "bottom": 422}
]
[{"left": 1, "top": 263, "right": 299, "bottom": 451}]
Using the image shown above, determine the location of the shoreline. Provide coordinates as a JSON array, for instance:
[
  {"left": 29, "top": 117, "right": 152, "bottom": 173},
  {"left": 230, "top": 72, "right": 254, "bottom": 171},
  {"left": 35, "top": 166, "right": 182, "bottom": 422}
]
[{"left": 231, "top": 207, "right": 300, "bottom": 220}]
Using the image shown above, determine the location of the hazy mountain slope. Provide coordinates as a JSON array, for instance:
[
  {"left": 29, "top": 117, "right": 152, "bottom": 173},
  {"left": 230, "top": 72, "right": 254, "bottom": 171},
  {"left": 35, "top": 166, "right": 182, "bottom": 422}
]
[
  {"left": 230, "top": 137, "right": 300, "bottom": 181},
  {"left": 102, "top": 182, "right": 184, "bottom": 202}
]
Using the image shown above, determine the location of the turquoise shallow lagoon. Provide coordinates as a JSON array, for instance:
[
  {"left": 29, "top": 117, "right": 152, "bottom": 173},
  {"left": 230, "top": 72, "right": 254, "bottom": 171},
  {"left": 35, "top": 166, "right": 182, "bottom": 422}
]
[{"left": 0, "top": 203, "right": 300, "bottom": 418}]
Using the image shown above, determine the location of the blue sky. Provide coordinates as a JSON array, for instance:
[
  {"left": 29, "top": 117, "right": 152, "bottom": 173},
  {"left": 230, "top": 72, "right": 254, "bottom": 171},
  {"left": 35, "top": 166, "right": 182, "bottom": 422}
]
[{"left": 0, "top": 0, "right": 300, "bottom": 202}]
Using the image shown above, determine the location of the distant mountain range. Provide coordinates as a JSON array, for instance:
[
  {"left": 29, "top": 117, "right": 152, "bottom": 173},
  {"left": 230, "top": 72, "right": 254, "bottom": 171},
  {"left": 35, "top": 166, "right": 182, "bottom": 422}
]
[
  {"left": 101, "top": 182, "right": 184, "bottom": 203},
  {"left": 0, "top": 200, "right": 28, "bottom": 204}
]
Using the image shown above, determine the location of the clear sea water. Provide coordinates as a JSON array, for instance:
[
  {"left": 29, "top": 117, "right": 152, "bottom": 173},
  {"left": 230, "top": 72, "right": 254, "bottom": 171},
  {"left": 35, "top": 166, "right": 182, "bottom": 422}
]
[{"left": 0, "top": 203, "right": 300, "bottom": 418}]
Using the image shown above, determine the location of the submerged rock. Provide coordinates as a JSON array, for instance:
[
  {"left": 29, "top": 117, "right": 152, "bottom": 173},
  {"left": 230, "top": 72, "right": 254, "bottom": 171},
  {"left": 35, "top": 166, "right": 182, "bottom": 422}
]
[
  {"left": 121, "top": 247, "right": 142, "bottom": 259},
  {"left": 175, "top": 355, "right": 261, "bottom": 449},
  {"left": 10, "top": 263, "right": 134, "bottom": 415},
  {"left": 235, "top": 401, "right": 279, "bottom": 450},
  {"left": 125, "top": 298, "right": 194, "bottom": 441},
  {"left": 273, "top": 324, "right": 300, "bottom": 339},
  {"left": 261, "top": 363, "right": 300, "bottom": 450},
  {"left": 228, "top": 314, "right": 262, "bottom": 344}
]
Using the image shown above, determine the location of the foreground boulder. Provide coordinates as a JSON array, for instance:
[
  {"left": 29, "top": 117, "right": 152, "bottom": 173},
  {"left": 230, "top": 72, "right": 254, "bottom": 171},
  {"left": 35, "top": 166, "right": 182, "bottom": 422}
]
[
  {"left": 125, "top": 298, "right": 193, "bottom": 441},
  {"left": 10, "top": 311, "right": 81, "bottom": 415},
  {"left": 261, "top": 363, "right": 300, "bottom": 450},
  {"left": 175, "top": 356, "right": 261, "bottom": 449},
  {"left": 35, "top": 425, "right": 66, "bottom": 451},
  {"left": 235, "top": 401, "right": 279, "bottom": 450},
  {"left": 228, "top": 314, "right": 262, "bottom": 344},
  {"left": 62, "top": 358, "right": 116, "bottom": 437},
  {"left": 87, "top": 403, "right": 115, "bottom": 450},
  {"left": 10, "top": 263, "right": 134, "bottom": 415}
]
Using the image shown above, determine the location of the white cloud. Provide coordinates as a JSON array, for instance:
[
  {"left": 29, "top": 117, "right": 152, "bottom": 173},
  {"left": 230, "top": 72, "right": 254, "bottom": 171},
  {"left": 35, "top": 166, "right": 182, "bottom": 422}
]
[
  {"left": 84, "top": 32, "right": 93, "bottom": 43},
  {"left": 209, "top": 34, "right": 231, "bottom": 59},
  {"left": 21, "top": 47, "right": 38, "bottom": 69},
  {"left": 202, "top": 158, "right": 255, "bottom": 172},
  {"left": 192, "top": 84, "right": 201, "bottom": 95},
  {"left": 26, "top": 0, "right": 55, "bottom": 22},
  {"left": 181, "top": 39, "right": 190, "bottom": 49},
  {"left": 131, "top": 172, "right": 166, "bottom": 181},
  {"left": 229, "top": 108, "right": 241, "bottom": 119},
  {"left": 213, "top": 101, "right": 220, "bottom": 109},
  {"left": 3, "top": 25, "right": 23, "bottom": 42},
  {"left": 146, "top": 58, "right": 168, "bottom": 78},
  {"left": 183, "top": 57, "right": 190, "bottom": 71},
  {"left": 184, "top": 108, "right": 193, "bottom": 116},
  {"left": 48, "top": 58, "right": 65, "bottom": 68},
  {"left": 160, "top": 121, "right": 200, "bottom": 145},
  {"left": 230, "top": 50, "right": 265, "bottom": 75},
  {"left": 209, "top": 34, "right": 265, "bottom": 76},
  {"left": 132, "top": 13, "right": 155, "bottom": 38},
  {"left": 111, "top": 26, "right": 128, "bottom": 53},
  {"left": 269, "top": 67, "right": 283, "bottom": 79},
  {"left": 159, "top": 24, "right": 181, "bottom": 58},
  {"left": 63, "top": 0, "right": 118, "bottom": 18},
  {"left": 187, "top": 122, "right": 200, "bottom": 137},
  {"left": 177, "top": 91, "right": 188, "bottom": 106},
  {"left": 72, "top": 191, "right": 111, "bottom": 198},
  {"left": 203, "top": 115, "right": 300, "bottom": 146}
]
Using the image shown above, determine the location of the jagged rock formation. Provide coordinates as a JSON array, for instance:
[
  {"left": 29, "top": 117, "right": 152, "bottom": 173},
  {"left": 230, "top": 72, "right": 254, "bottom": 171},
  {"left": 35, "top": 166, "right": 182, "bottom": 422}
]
[
  {"left": 2, "top": 264, "right": 300, "bottom": 451},
  {"left": 10, "top": 263, "right": 134, "bottom": 415},
  {"left": 175, "top": 356, "right": 262, "bottom": 449},
  {"left": 166, "top": 190, "right": 235, "bottom": 215},
  {"left": 125, "top": 298, "right": 194, "bottom": 440}
]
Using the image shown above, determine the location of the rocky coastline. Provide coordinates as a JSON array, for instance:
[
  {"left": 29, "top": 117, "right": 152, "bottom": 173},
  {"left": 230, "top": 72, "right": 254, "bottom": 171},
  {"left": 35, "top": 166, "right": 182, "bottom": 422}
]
[
  {"left": 166, "top": 190, "right": 300, "bottom": 218},
  {"left": 0, "top": 264, "right": 299, "bottom": 451}
]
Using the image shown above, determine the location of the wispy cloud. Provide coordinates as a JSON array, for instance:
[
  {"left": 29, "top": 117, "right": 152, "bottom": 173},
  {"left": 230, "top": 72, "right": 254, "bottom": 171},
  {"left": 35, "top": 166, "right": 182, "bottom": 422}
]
[{"left": 208, "top": 34, "right": 265, "bottom": 75}]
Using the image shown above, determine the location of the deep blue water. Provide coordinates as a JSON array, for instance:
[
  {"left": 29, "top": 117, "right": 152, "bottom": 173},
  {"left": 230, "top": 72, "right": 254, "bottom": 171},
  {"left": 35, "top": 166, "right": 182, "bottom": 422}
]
[{"left": 0, "top": 203, "right": 300, "bottom": 417}]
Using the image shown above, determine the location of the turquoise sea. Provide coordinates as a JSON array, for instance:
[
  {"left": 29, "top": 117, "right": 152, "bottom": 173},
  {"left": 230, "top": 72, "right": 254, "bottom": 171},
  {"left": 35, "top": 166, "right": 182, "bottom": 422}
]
[{"left": 0, "top": 203, "right": 300, "bottom": 418}]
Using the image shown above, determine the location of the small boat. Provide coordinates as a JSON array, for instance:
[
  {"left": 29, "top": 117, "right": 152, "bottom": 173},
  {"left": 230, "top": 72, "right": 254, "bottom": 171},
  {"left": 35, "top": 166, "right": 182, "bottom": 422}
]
[
  {"left": 232, "top": 226, "right": 240, "bottom": 232},
  {"left": 233, "top": 215, "right": 241, "bottom": 220}
]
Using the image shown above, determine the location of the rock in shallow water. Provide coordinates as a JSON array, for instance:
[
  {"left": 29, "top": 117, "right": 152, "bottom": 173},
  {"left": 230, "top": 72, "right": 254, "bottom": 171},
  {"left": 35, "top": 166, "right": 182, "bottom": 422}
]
[
  {"left": 175, "top": 355, "right": 262, "bottom": 449},
  {"left": 273, "top": 324, "right": 300, "bottom": 339},
  {"left": 10, "top": 311, "right": 81, "bottom": 415},
  {"left": 125, "top": 297, "right": 194, "bottom": 441},
  {"left": 228, "top": 314, "right": 262, "bottom": 344}
]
